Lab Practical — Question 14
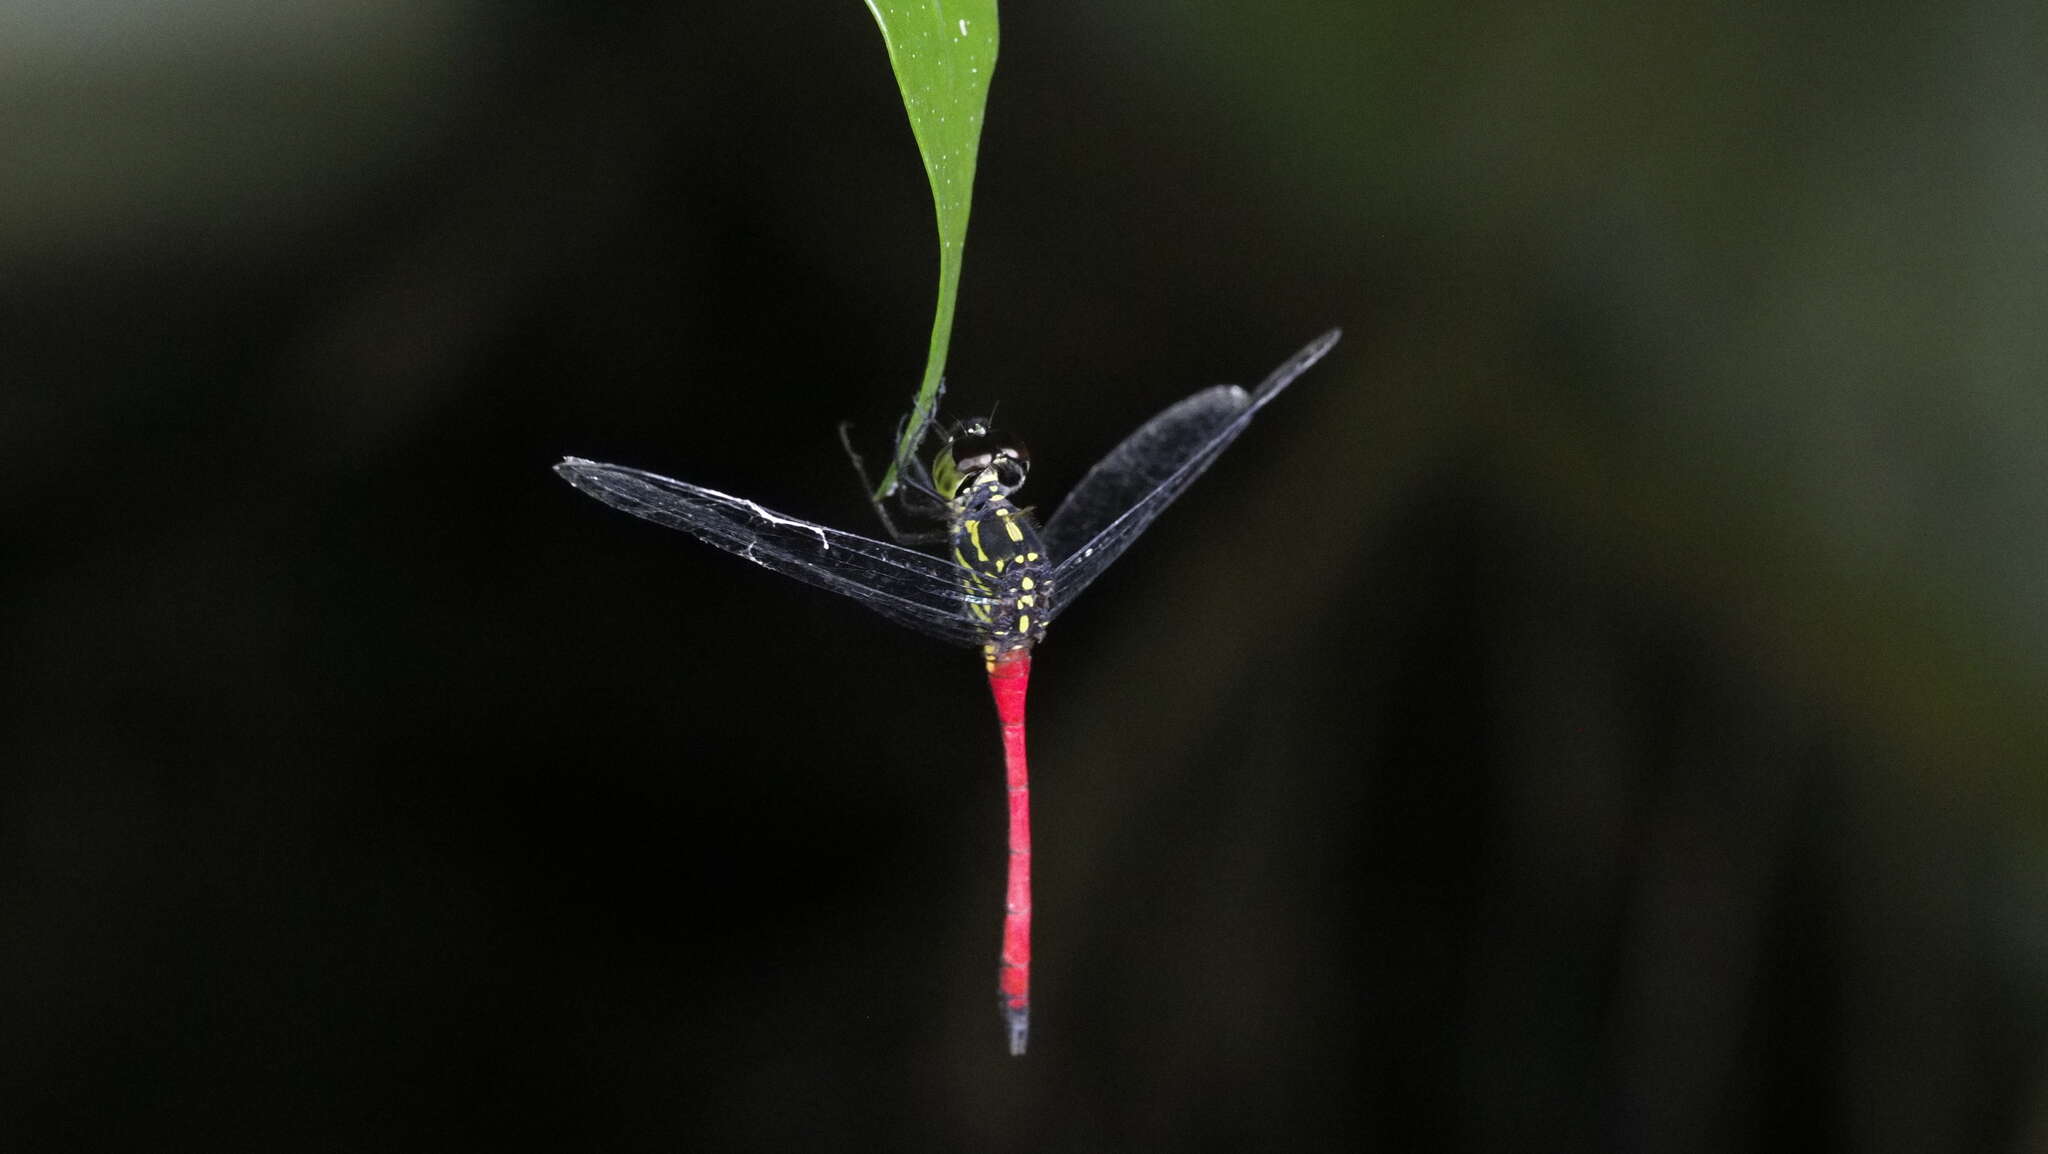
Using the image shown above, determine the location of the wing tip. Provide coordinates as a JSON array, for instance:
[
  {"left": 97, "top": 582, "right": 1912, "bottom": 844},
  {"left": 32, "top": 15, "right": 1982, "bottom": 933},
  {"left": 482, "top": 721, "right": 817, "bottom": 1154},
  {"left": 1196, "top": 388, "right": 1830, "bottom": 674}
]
[
  {"left": 1294, "top": 326, "right": 1343, "bottom": 370},
  {"left": 1252, "top": 327, "right": 1344, "bottom": 400}
]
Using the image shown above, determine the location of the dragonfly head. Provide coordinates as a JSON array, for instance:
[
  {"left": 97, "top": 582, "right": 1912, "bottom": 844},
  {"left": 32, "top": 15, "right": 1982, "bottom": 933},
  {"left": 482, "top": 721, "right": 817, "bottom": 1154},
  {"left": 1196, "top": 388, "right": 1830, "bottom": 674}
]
[{"left": 933, "top": 417, "right": 1029, "bottom": 500}]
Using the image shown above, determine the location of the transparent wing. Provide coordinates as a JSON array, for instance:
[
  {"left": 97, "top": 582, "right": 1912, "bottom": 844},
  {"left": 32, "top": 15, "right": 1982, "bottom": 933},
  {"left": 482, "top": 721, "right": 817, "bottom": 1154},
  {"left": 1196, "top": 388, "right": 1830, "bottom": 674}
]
[
  {"left": 1040, "top": 386, "right": 1252, "bottom": 560},
  {"left": 556, "top": 458, "right": 994, "bottom": 647},
  {"left": 1044, "top": 329, "right": 1341, "bottom": 613}
]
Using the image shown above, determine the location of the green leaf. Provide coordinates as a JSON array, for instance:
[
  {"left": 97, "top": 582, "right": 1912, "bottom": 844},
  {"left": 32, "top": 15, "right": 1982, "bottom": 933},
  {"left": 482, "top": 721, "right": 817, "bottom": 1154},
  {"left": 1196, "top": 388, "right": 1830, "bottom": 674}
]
[{"left": 859, "top": 0, "right": 999, "bottom": 496}]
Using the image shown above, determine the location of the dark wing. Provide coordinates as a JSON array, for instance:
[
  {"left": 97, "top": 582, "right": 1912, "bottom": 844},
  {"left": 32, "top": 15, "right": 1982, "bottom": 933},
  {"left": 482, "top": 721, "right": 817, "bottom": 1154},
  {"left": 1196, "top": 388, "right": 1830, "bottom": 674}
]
[
  {"left": 1043, "top": 329, "right": 1341, "bottom": 613},
  {"left": 1040, "top": 387, "right": 1250, "bottom": 559},
  {"left": 556, "top": 458, "right": 994, "bottom": 647}
]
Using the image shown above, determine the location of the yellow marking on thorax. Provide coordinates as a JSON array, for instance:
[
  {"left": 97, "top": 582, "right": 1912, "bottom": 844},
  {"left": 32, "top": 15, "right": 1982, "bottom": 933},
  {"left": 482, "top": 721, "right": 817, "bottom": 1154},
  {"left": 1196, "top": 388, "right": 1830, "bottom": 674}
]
[
  {"left": 1019, "top": 576, "right": 1034, "bottom": 590},
  {"left": 952, "top": 548, "right": 990, "bottom": 584},
  {"left": 1004, "top": 518, "right": 1024, "bottom": 543},
  {"left": 965, "top": 519, "right": 988, "bottom": 561},
  {"left": 1017, "top": 614, "right": 1032, "bottom": 633}
]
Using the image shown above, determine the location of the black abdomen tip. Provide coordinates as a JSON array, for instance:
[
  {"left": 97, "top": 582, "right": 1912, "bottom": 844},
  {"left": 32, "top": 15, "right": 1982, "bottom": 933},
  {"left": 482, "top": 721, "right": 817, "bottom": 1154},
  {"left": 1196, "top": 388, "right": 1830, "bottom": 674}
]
[{"left": 1005, "top": 1006, "right": 1029, "bottom": 1056}]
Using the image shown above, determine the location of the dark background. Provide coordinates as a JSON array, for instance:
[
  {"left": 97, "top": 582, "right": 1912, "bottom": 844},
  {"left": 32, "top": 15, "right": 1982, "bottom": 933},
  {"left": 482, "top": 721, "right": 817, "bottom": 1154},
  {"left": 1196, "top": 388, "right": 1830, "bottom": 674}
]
[{"left": 6, "top": 1, "right": 2045, "bottom": 1149}]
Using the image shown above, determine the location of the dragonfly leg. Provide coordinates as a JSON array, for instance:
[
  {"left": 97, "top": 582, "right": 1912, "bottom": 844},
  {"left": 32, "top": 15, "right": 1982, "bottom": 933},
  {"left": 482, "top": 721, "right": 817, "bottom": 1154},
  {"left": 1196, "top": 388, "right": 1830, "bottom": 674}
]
[{"left": 839, "top": 420, "right": 951, "bottom": 545}]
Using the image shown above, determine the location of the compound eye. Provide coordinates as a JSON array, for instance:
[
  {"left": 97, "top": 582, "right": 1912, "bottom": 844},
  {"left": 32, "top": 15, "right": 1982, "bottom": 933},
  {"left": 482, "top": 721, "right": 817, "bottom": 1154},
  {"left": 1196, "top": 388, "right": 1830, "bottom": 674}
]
[
  {"left": 947, "top": 419, "right": 996, "bottom": 465},
  {"left": 993, "top": 451, "right": 1028, "bottom": 491}
]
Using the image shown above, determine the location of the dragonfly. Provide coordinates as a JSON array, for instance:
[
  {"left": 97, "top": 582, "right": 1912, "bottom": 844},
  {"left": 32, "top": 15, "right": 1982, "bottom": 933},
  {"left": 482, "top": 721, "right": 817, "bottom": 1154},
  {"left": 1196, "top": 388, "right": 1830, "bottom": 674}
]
[{"left": 555, "top": 329, "right": 1340, "bottom": 1055}]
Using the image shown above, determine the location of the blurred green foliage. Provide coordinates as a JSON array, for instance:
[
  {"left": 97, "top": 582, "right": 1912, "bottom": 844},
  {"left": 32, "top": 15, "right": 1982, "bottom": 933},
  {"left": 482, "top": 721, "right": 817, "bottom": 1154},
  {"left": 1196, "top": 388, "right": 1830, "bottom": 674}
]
[{"left": 2, "top": 1, "right": 2043, "bottom": 1149}]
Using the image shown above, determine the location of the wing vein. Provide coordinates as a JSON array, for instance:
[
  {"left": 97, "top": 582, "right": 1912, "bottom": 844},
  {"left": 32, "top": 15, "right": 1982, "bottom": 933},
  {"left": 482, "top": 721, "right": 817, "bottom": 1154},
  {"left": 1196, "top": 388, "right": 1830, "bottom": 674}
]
[
  {"left": 1046, "top": 330, "right": 1340, "bottom": 612},
  {"left": 555, "top": 458, "right": 991, "bottom": 646}
]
